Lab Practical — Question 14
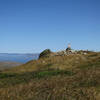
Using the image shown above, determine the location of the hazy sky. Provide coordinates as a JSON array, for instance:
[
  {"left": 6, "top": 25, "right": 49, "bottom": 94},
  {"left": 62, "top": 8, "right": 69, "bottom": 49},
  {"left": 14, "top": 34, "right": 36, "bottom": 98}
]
[{"left": 0, "top": 0, "right": 100, "bottom": 53}]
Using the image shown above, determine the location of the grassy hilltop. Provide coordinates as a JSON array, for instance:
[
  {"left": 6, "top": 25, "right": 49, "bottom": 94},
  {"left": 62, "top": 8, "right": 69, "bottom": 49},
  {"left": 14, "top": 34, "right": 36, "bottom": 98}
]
[{"left": 0, "top": 50, "right": 100, "bottom": 100}]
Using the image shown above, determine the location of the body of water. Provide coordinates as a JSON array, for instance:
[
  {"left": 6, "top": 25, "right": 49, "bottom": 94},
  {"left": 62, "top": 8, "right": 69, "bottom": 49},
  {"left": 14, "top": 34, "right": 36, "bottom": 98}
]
[{"left": 0, "top": 53, "right": 39, "bottom": 63}]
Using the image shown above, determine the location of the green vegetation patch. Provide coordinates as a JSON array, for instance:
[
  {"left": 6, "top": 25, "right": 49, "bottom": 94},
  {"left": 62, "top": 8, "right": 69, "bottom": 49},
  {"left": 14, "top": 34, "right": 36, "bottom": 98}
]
[
  {"left": 0, "top": 73, "right": 16, "bottom": 79},
  {"left": 34, "top": 70, "right": 75, "bottom": 78},
  {"left": 0, "top": 69, "right": 75, "bottom": 88}
]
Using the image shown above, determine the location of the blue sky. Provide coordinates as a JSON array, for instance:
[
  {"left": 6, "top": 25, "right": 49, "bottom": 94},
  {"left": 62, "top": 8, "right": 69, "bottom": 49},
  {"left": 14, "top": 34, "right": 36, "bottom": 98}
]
[{"left": 0, "top": 0, "right": 100, "bottom": 53}]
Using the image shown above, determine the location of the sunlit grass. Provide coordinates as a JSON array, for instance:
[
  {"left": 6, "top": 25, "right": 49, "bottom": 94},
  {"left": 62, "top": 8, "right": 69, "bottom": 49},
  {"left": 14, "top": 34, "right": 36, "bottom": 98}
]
[{"left": 0, "top": 52, "right": 100, "bottom": 100}]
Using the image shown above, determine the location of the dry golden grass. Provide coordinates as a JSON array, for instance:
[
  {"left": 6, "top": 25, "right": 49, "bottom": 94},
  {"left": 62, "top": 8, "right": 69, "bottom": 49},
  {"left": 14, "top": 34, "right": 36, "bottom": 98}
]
[
  {"left": 0, "top": 51, "right": 100, "bottom": 100},
  {"left": 5, "top": 53, "right": 89, "bottom": 73}
]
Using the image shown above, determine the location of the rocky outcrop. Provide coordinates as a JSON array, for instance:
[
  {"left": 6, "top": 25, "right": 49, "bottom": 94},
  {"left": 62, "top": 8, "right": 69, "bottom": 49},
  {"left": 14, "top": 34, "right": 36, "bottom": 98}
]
[
  {"left": 39, "top": 49, "right": 53, "bottom": 58},
  {"left": 39, "top": 49, "right": 89, "bottom": 59}
]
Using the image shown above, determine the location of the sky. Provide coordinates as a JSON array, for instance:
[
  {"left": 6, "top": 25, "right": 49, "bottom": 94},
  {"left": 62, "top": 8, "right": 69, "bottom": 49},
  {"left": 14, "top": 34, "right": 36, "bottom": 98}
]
[{"left": 0, "top": 0, "right": 100, "bottom": 53}]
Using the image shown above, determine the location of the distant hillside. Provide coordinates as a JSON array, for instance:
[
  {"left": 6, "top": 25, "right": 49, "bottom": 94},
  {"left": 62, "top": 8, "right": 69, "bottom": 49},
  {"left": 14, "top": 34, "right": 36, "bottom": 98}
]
[
  {"left": 0, "top": 51, "right": 100, "bottom": 100},
  {"left": 8, "top": 51, "right": 100, "bottom": 73},
  {"left": 0, "top": 53, "right": 39, "bottom": 63},
  {"left": 0, "top": 62, "right": 22, "bottom": 70}
]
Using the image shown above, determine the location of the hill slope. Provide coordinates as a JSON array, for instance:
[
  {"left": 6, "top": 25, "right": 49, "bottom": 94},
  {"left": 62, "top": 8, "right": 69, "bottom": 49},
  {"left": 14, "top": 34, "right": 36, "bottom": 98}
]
[
  {"left": 0, "top": 62, "right": 22, "bottom": 70},
  {"left": 0, "top": 51, "right": 100, "bottom": 100}
]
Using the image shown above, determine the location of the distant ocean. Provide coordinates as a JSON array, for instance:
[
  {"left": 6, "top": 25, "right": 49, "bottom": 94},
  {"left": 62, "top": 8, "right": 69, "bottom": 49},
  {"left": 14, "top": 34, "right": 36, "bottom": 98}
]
[{"left": 0, "top": 53, "right": 39, "bottom": 63}]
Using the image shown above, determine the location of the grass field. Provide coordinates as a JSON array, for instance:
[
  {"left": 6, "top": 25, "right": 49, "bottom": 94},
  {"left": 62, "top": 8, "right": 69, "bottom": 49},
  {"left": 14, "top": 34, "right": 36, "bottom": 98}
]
[{"left": 0, "top": 51, "right": 100, "bottom": 100}]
